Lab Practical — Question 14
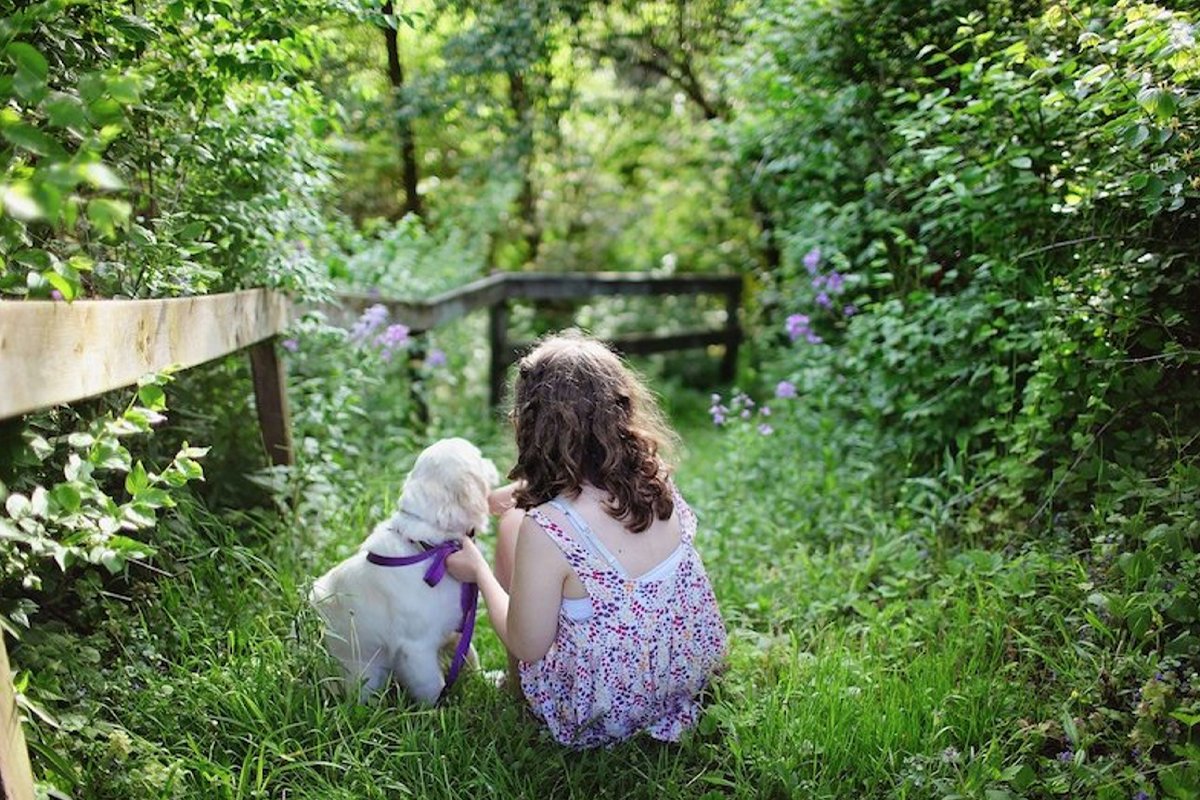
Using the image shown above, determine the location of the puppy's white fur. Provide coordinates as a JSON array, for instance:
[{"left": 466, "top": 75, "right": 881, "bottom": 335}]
[{"left": 309, "top": 437, "right": 498, "bottom": 704}]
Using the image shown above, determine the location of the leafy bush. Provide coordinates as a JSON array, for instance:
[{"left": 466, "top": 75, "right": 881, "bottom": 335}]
[{"left": 0, "top": 374, "right": 206, "bottom": 633}]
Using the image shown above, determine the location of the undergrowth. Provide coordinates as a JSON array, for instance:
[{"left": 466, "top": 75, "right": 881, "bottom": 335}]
[{"left": 10, "top": 368, "right": 1197, "bottom": 799}]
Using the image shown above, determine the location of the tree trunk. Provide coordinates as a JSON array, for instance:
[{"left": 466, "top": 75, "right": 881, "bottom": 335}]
[
  {"left": 381, "top": 1, "right": 423, "bottom": 220},
  {"left": 508, "top": 70, "right": 540, "bottom": 264}
]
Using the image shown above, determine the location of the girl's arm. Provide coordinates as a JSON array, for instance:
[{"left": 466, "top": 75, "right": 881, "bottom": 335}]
[
  {"left": 487, "top": 481, "right": 522, "bottom": 516},
  {"left": 448, "top": 517, "right": 564, "bottom": 663}
]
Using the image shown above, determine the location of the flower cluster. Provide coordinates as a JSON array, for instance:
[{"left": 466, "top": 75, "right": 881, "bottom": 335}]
[
  {"left": 349, "top": 303, "right": 412, "bottom": 362},
  {"left": 350, "top": 303, "right": 389, "bottom": 343},
  {"left": 710, "top": 386, "right": 799, "bottom": 436},
  {"left": 375, "top": 323, "right": 410, "bottom": 361},
  {"left": 791, "top": 247, "right": 858, "bottom": 333},
  {"left": 786, "top": 313, "right": 822, "bottom": 344},
  {"left": 425, "top": 348, "right": 447, "bottom": 368}
]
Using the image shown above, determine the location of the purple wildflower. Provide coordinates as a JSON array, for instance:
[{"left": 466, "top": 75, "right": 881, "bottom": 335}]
[
  {"left": 758, "top": 423, "right": 773, "bottom": 436},
  {"left": 811, "top": 275, "right": 827, "bottom": 290},
  {"left": 1134, "top": 791, "right": 1150, "bottom": 800},
  {"left": 806, "top": 331, "right": 824, "bottom": 345},
  {"left": 775, "top": 380, "right": 797, "bottom": 398},
  {"left": 281, "top": 338, "right": 299, "bottom": 352},
  {"left": 843, "top": 304, "right": 858, "bottom": 317},
  {"left": 815, "top": 292, "right": 832, "bottom": 309},
  {"left": 1057, "top": 749, "right": 1073, "bottom": 764},
  {"left": 425, "top": 348, "right": 447, "bottom": 367},
  {"left": 826, "top": 272, "right": 845, "bottom": 293},
  {"left": 786, "top": 314, "right": 811, "bottom": 342},
  {"left": 351, "top": 304, "right": 389, "bottom": 342},
  {"left": 803, "top": 247, "right": 821, "bottom": 274},
  {"left": 376, "top": 323, "right": 410, "bottom": 360},
  {"left": 709, "top": 395, "right": 728, "bottom": 426},
  {"left": 759, "top": 405, "right": 771, "bottom": 417},
  {"left": 740, "top": 408, "right": 752, "bottom": 420},
  {"left": 50, "top": 289, "right": 63, "bottom": 301}
]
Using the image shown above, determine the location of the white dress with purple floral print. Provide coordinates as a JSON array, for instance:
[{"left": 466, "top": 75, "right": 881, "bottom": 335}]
[{"left": 518, "top": 487, "right": 727, "bottom": 749}]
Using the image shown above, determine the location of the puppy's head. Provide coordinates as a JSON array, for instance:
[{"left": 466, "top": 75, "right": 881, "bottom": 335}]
[{"left": 398, "top": 437, "right": 499, "bottom": 545}]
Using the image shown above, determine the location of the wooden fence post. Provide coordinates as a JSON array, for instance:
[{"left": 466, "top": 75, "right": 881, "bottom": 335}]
[
  {"left": 248, "top": 338, "right": 293, "bottom": 466},
  {"left": 720, "top": 280, "right": 742, "bottom": 383},
  {"left": 488, "top": 300, "right": 509, "bottom": 409},
  {"left": 0, "top": 637, "right": 35, "bottom": 800}
]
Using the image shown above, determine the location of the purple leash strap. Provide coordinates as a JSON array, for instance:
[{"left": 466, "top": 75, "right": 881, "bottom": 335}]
[{"left": 366, "top": 542, "right": 479, "bottom": 699}]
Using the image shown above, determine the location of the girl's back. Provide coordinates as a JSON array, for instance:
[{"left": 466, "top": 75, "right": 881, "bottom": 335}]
[{"left": 518, "top": 484, "right": 727, "bottom": 748}]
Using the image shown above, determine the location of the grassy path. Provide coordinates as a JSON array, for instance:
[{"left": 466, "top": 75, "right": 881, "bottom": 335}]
[{"left": 19, "top": 390, "right": 1149, "bottom": 799}]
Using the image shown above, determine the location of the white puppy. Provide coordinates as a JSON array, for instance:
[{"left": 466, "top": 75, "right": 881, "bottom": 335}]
[{"left": 310, "top": 437, "right": 498, "bottom": 704}]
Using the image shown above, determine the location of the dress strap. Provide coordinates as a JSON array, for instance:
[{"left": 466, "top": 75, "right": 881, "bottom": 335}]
[
  {"left": 527, "top": 507, "right": 587, "bottom": 561},
  {"left": 671, "top": 481, "right": 698, "bottom": 544},
  {"left": 548, "top": 498, "right": 629, "bottom": 577},
  {"left": 526, "top": 505, "right": 616, "bottom": 604}
]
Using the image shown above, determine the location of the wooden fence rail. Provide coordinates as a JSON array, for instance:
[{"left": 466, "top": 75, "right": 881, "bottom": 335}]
[
  {"left": 0, "top": 288, "right": 292, "bottom": 800},
  {"left": 0, "top": 270, "right": 740, "bottom": 798},
  {"left": 335, "top": 271, "right": 743, "bottom": 405}
]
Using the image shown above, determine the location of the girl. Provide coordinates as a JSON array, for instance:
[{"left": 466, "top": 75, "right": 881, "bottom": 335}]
[{"left": 447, "top": 331, "right": 727, "bottom": 748}]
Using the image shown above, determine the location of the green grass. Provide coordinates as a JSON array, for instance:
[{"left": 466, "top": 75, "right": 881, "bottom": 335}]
[{"left": 12, "top": 387, "right": 1181, "bottom": 799}]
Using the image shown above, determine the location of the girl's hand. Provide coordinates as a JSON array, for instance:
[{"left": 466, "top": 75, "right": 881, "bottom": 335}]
[
  {"left": 487, "top": 482, "right": 520, "bottom": 516},
  {"left": 447, "top": 537, "right": 490, "bottom": 584}
]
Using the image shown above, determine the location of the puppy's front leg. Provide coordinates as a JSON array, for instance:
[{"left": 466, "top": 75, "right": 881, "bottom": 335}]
[{"left": 394, "top": 648, "right": 445, "bottom": 705}]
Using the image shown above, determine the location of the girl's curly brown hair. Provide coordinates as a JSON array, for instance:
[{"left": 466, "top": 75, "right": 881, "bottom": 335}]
[{"left": 508, "top": 331, "right": 678, "bottom": 533}]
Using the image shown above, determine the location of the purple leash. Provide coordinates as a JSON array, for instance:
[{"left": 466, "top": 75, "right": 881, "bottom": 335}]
[{"left": 366, "top": 541, "right": 479, "bottom": 700}]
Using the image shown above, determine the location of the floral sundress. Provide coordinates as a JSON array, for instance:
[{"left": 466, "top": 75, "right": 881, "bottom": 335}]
[{"left": 518, "top": 487, "right": 728, "bottom": 748}]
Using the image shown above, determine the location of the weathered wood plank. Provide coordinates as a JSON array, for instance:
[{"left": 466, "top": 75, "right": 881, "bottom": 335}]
[
  {"left": 720, "top": 282, "right": 742, "bottom": 382},
  {"left": 505, "top": 328, "right": 736, "bottom": 365},
  {"left": 500, "top": 272, "right": 742, "bottom": 300},
  {"left": 331, "top": 273, "right": 741, "bottom": 330},
  {"left": 247, "top": 339, "right": 293, "bottom": 466},
  {"left": 488, "top": 301, "right": 510, "bottom": 408},
  {"left": 0, "top": 636, "right": 35, "bottom": 800},
  {"left": 0, "top": 290, "right": 289, "bottom": 420},
  {"left": 335, "top": 273, "right": 509, "bottom": 332}
]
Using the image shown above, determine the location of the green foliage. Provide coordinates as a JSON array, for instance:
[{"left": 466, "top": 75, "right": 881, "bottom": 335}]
[
  {"left": 0, "top": 0, "right": 344, "bottom": 299},
  {"left": 740, "top": 0, "right": 1199, "bottom": 507},
  {"left": 0, "top": 373, "right": 207, "bottom": 633}
]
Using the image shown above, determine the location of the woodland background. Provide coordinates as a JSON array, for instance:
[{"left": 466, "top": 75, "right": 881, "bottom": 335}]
[{"left": 0, "top": 0, "right": 1197, "bottom": 797}]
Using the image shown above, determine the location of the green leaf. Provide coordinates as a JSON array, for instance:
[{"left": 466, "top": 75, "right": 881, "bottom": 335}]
[
  {"left": 137, "top": 383, "right": 165, "bottom": 410},
  {"left": 5, "top": 493, "right": 31, "bottom": 519},
  {"left": 0, "top": 182, "right": 43, "bottom": 221},
  {"left": 7, "top": 42, "right": 48, "bottom": 102},
  {"left": 1008, "top": 156, "right": 1032, "bottom": 169},
  {"left": 79, "top": 162, "right": 126, "bottom": 191},
  {"left": 1138, "top": 86, "right": 1179, "bottom": 124},
  {"left": 106, "top": 76, "right": 140, "bottom": 105},
  {"left": 85, "top": 198, "right": 131, "bottom": 237},
  {"left": 43, "top": 271, "right": 77, "bottom": 301},
  {"left": 121, "top": 504, "right": 156, "bottom": 528},
  {"left": 1124, "top": 124, "right": 1150, "bottom": 148},
  {"left": 6, "top": 43, "right": 47, "bottom": 80},
  {"left": 43, "top": 92, "right": 90, "bottom": 131},
  {"left": 125, "top": 461, "right": 149, "bottom": 495},
  {"left": 1, "top": 123, "right": 64, "bottom": 157},
  {"left": 1170, "top": 709, "right": 1200, "bottom": 727},
  {"left": 50, "top": 484, "right": 82, "bottom": 514}
]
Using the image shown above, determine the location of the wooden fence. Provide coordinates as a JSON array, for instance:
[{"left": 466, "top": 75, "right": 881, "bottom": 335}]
[
  {"left": 337, "top": 271, "right": 744, "bottom": 405},
  {"left": 0, "top": 270, "right": 740, "bottom": 798}
]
